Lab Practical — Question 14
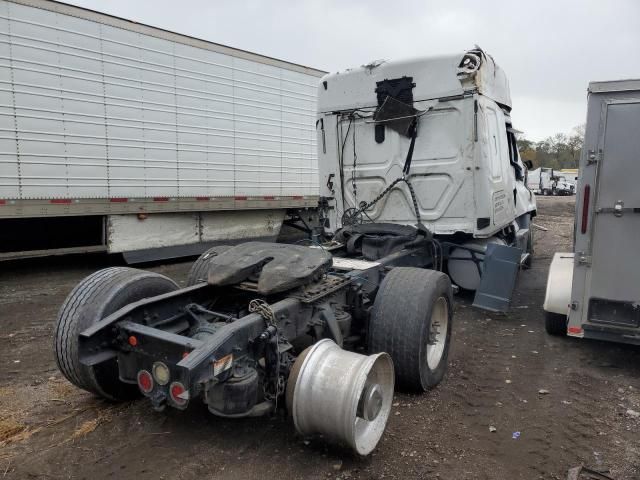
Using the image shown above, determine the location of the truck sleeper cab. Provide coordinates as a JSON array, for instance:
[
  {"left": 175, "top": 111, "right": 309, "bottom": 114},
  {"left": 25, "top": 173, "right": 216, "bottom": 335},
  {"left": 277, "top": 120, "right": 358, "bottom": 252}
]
[{"left": 316, "top": 48, "right": 536, "bottom": 295}]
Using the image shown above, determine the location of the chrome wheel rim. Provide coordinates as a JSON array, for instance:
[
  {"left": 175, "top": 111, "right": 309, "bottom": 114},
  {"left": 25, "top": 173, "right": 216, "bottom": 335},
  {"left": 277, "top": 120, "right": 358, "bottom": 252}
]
[{"left": 426, "top": 296, "right": 449, "bottom": 370}]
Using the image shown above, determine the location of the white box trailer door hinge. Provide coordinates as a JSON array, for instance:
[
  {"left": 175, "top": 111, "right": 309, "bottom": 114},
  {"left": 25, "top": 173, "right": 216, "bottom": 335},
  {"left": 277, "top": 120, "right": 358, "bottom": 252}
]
[
  {"left": 586, "top": 149, "right": 602, "bottom": 165},
  {"left": 576, "top": 252, "right": 591, "bottom": 266}
]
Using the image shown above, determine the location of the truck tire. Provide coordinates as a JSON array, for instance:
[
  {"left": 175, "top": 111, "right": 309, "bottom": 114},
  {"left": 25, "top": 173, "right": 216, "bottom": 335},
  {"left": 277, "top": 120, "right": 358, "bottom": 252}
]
[
  {"left": 369, "top": 268, "right": 453, "bottom": 392},
  {"left": 523, "top": 222, "right": 534, "bottom": 268},
  {"left": 186, "top": 245, "right": 232, "bottom": 286},
  {"left": 545, "top": 311, "right": 567, "bottom": 336},
  {"left": 54, "top": 267, "right": 179, "bottom": 401}
]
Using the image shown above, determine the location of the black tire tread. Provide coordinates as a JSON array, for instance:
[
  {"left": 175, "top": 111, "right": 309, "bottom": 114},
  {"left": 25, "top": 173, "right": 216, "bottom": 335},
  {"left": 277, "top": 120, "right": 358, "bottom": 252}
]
[
  {"left": 54, "top": 267, "right": 178, "bottom": 400},
  {"left": 369, "top": 267, "right": 452, "bottom": 392}
]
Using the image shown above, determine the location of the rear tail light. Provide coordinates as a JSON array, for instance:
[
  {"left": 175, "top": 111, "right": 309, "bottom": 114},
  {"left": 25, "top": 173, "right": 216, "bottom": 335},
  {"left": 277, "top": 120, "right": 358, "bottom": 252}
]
[
  {"left": 152, "top": 362, "right": 170, "bottom": 385},
  {"left": 137, "top": 370, "right": 154, "bottom": 394},
  {"left": 581, "top": 184, "right": 591, "bottom": 234},
  {"left": 169, "top": 382, "right": 189, "bottom": 406}
]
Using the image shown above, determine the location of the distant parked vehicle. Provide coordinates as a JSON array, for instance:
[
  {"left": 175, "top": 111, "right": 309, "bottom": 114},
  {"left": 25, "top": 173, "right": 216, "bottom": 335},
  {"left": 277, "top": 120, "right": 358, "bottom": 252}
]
[
  {"left": 544, "top": 79, "right": 640, "bottom": 345},
  {"left": 527, "top": 167, "right": 555, "bottom": 195},
  {"left": 553, "top": 176, "right": 575, "bottom": 196}
]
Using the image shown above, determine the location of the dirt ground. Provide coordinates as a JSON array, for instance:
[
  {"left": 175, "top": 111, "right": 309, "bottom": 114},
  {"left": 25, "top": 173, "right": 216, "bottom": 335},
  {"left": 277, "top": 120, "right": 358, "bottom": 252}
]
[{"left": 1, "top": 195, "right": 639, "bottom": 480}]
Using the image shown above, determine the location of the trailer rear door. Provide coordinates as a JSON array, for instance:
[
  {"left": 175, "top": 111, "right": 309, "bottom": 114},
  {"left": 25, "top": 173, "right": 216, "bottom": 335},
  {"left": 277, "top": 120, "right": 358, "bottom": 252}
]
[{"left": 580, "top": 99, "right": 640, "bottom": 332}]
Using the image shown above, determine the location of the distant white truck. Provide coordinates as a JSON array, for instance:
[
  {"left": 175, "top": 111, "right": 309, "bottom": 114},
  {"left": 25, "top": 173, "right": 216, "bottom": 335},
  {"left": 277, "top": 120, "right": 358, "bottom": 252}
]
[
  {"left": 0, "top": 0, "right": 324, "bottom": 261},
  {"left": 527, "top": 167, "right": 556, "bottom": 195},
  {"left": 553, "top": 175, "right": 575, "bottom": 196},
  {"left": 544, "top": 79, "right": 640, "bottom": 344}
]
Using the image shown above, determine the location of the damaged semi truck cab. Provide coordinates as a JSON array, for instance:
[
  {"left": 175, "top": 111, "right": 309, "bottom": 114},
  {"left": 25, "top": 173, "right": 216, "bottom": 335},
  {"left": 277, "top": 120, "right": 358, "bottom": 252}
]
[
  {"left": 54, "top": 49, "right": 532, "bottom": 455},
  {"left": 316, "top": 50, "right": 536, "bottom": 297}
]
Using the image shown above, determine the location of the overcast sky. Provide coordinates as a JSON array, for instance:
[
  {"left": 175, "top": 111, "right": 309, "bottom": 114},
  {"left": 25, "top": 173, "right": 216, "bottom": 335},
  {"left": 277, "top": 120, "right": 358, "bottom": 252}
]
[{"left": 67, "top": 0, "right": 640, "bottom": 141}]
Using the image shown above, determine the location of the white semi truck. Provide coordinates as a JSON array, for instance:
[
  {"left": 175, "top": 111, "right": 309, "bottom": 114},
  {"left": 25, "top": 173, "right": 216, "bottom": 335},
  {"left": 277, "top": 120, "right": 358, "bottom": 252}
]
[
  {"left": 53, "top": 47, "right": 537, "bottom": 457},
  {"left": 0, "top": 0, "right": 324, "bottom": 261},
  {"left": 544, "top": 79, "right": 640, "bottom": 345},
  {"left": 527, "top": 167, "right": 556, "bottom": 195}
]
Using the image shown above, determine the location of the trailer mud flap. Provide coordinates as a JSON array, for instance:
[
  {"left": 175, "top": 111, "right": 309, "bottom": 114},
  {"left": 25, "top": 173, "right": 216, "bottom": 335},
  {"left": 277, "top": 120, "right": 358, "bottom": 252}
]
[{"left": 472, "top": 243, "right": 522, "bottom": 312}]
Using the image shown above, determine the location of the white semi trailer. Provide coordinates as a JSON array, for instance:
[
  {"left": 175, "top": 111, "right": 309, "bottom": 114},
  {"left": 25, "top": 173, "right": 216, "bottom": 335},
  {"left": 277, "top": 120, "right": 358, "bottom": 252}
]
[{"left": 0, "top": 0, "right": 324, "bottom": 261}]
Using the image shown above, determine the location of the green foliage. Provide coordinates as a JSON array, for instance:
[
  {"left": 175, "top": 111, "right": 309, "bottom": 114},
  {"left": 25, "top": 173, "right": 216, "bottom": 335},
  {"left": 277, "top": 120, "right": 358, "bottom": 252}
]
[{"left": 517, "top": 124, "right": 585, "bottom": 170}]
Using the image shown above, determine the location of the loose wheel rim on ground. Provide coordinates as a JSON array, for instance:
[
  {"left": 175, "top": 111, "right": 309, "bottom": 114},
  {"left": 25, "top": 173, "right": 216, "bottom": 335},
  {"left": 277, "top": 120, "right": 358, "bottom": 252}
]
[{"left": 426, "top": 296, "right": 449, "bottom": 370}]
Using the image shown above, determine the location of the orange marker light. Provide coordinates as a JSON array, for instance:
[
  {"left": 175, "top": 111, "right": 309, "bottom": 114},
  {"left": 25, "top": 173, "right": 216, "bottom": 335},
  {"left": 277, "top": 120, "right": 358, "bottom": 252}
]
[{"left": 128, "top": 335, "right": 138, "bottom": 347}]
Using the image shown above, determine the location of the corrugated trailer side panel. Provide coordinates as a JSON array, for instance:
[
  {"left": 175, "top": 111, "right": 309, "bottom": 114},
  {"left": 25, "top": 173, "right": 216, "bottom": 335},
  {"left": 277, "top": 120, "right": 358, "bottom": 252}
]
[{"left": 0, "top": 0, "right": 322, "bottom": 213}]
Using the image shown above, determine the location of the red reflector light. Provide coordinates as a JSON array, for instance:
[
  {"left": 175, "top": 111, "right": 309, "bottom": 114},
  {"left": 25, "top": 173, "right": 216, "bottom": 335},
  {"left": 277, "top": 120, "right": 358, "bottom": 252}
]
[
  {"left": 128, "top": 335, "right": 138, "bottom": 347},
  {"left": 568, "top": 326, "right": 583, "bottom": 334},
  {"left": 137, "top": 370, "right": 154, "bottom": 394},
  {"left": 581, "top": 184, "right": 591, "bottom": 234},
  {"left": 169, "top": 382, "right": 188, "bottom": 406}
]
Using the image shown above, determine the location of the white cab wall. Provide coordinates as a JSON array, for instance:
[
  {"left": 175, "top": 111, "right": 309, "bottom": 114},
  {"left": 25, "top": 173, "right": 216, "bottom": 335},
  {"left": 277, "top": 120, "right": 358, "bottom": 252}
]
[
  {"left": 0, "top": 0, "right": 320, "bottom": 200},
  {"left": 319, "top": 95, "right": 533, "bottom": 237},
  {"left": 319, "top": 97, "right": 478, "bottom": 234}
]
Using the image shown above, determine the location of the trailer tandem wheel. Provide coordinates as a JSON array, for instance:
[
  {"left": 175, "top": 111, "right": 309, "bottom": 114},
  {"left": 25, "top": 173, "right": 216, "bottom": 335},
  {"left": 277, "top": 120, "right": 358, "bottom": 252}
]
[
  {"left": 54, "top": 267, "right": 179, "bottom": 401},
  {"left": 369, "top": 267, "right": 453, "bottom": 392}
]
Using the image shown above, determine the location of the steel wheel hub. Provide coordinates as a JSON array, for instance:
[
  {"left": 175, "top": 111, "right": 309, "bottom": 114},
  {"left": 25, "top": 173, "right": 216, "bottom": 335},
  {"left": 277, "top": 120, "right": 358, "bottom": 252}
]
[{"left": 426, "top": 296, "right": 449, "bottom": 370}]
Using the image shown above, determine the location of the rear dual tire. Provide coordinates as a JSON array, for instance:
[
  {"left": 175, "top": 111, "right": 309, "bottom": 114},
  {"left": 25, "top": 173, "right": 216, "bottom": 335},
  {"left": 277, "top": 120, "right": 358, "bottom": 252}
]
[
  {"left": 368, "top": 268, "right": 453, "bottom": 392},
  {"left": 54, "top": 267, "right": 178, "bottom": 401}
]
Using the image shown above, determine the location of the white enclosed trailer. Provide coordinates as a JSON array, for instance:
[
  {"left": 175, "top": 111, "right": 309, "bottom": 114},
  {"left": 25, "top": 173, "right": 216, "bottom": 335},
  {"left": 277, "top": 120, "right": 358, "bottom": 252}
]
[
  {"left": 316, "top": 49, "right": 536, "bottom": 298},
  {"left": 0, "top": 0, "right": 324, "bottom": 261},
  {"left": 544, "top": 79, "right": 640, "bottom": 344}
]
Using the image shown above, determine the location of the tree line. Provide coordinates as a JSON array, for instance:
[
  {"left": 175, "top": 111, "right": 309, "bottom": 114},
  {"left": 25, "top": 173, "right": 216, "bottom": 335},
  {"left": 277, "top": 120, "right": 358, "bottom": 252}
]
[{"left": 517, "top": 124, "right": 585, "bottom": 170}]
